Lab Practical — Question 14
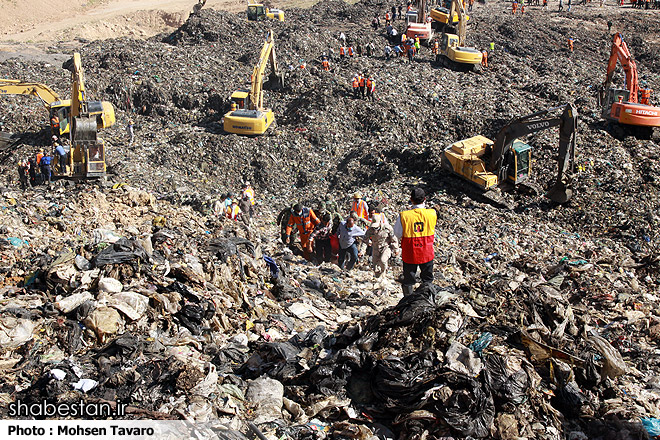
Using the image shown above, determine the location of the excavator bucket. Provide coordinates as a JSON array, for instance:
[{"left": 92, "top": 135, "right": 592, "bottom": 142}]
[{"left": 546, "top": 181, "right": 572, "bottom": 204}]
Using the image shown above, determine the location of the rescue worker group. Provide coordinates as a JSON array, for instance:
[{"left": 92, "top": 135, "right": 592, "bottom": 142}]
[{"left": 275, "top": 188, "right": 437, "bottom": 297}]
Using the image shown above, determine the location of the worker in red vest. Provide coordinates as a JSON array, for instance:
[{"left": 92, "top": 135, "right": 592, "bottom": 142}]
[
  {"left": 322, "top": 56, "right": 330, "bottom": 71},
  {"left": 393, "top": 188, "right": 437, "bottom": 296},
  {"left": 285, "top": 203, "right": 321, "bottom": 259},
  {"left": 358, "top": 74, "right": 366, "bottom": 98},
  {"left": 339, "top": 46, "right": 346, "bottom": 60}
]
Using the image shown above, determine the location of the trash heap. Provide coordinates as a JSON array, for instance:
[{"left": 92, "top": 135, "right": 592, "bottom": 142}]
[{"left": 0, "top": 0, "right": 660, "bottom": 438}]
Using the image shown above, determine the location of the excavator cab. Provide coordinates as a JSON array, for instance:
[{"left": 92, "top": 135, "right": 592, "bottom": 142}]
[
  {"left": 230, "top": 90, "right": 249, "bottom": 110},
  {"left": 247, "top": 3, "right": 284, "bottom": 21},
  {"left": 507, "top": 140, "right": 532, "bottom": 183}
]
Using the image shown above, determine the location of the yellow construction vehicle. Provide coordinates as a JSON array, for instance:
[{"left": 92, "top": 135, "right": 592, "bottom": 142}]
[
  {"left": 441, "top": 103, "right": 578, "bottom": 205},
  {"left": 435, "top": 0, "right": 482, "bottom": 70},
  {"left": 224, "top": 30, "right": 284, "bottom": 136},
  {"left": 52, "top": 53, "right": 108, "bottom": 178},
  {"left": 0, "top": 79, "right": 115, "bottom": 136},
  {"left": 247, "top": 3, "right": 284, "bottom": 21}
]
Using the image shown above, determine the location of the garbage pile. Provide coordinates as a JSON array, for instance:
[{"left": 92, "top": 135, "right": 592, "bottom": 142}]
[{"left": 0, "top": 0, "right": 660, "bottom": 438}]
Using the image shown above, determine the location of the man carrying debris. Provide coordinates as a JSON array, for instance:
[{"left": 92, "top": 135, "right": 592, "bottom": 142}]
[
  {"left": 394, "top": 188, "right": 437, "bottom": 296},
  {"left": 338, "top": 215, "right": 366, "bottom": 272},
  {"left": 285, "top": 203, "right": 321, "bottom": 259},
  {"left": 364, "top": 215, "right": 398, "bottom": 279}
]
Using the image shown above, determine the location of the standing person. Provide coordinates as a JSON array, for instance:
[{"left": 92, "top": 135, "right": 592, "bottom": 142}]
[
  {"left": 385, "top": 11, "right": 391, "bottom": 25},
  {"left": 50, "top": 114, "right": 60, "bottom": 137},
  {"left": 568, "top": 37, "right": 574, "bottom": 52},
  {"left": 239, "top": 195, "right": 252, "bottom": 226},
  {"left": 372, "top": 14, "right": 380, "bottom": 29},
  {"left": 352, "top": 74, "right": 360, "bottom": 98},
  {"left": 393, "top": 188, "right": 437, "bottom": 296},
  {"left": 310, "top": 213, "right": 334, "bottom": 263},
  {"left": 391, "top": 5, "right": 397, "bottom": 20},
  {"left": 339, "top": 32, "right": 346, "bottom": 46},
  {"left": 17, "top": 158, "right": 30, "bottom": 191},
  {"left": 351, "top": 192, "right": 370, "bottom": 222},
  {"left": 40, "top": 154, "right": 52, "bottom": 184},
  {"left": 407, "top": 44, "right": 416, "bottom": 63},
  {"left": 322, "top": 56, "right": 330, "bottom": 71},
  {"left": 559, "top": 0, "right": 564, "bottom": 10},
  {"left": 348, "top": 46, "right": 355, "bottom": 58},
  {"left": 481, "top": 50, "right": 488, "bottom": 69},
  {"left": 285, "top": 203, "right": 321, "bottom": 259},
  {"left": 242, "top": 181, "right": 256, "bottom": 216},
  {"left": 543, "top": 0, "right": 548, "bottom": 7},
  {"left": 384, "top": 45, "right": 393, "bottom": 60},
  {"left": 366, "top": 76, "right": 376, "bottom": 101},
  {"left": 340, "top": 46, "right": 346, "bottom": 60},
  {"left": 364, "top": 216, "right": 398, "bottom": 279},
  {"left": 567, "top": 0, "right": 572, "bottom": 11},
  {"left": 398, "top": 4, "right": 403, "bottom": 19},
  {"left": 28, "top": 156, "right": 37, "bottom": 186},
  {"left": 127, "top": 119, "right": 134, "bottom": 146},
  {"left": 337, "top": 216, "right": 365, "bottom": 272},
  {"left": 512, "top": 0, "right": 518, "bottom": 13},
  {"left": 359, "top": 74, "right": 366, "bottom": 98},
  {"left": 36, "top": 149, "right": 44, "bottom": 166},
  {"left": 54, "top": 141, "right": 67, "bottom": 174},
  {"left": 414, "top": 37, "right": 421, "bottom": 55}
]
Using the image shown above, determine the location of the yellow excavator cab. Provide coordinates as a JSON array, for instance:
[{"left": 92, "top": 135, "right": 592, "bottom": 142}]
[
  {"left": 230, "top": 90, "right": 250, "bottom": 109},
  {"left": 247, "top": 3, "right": 284, "bottom": 21},
  {"left": 223, "top": 108, "right": 274, "bottom": 136}
]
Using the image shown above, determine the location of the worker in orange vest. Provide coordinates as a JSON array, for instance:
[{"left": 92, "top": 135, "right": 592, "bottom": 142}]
[
  {"left": 285, "top": 203, "right": 321, "bottom": 259},
  {"left": 36, "top": 149, "right": 44, "bottom": 165},
  {"left": 640, "top": 89, "right": 652, "bottom": 105},
  {"left": 351, "top": 192, "right": 370, "bottom": 223},
  {"left": 348, "top": 46, "right": 355, "bottom": 57},
  {"left": 512, "top": 0, "right": 518, "bottom": 13},
  {"left": 352, "top": 75, "right": 360, "bottom": 98},
  {"left": 481, "top": 50, "right": 488, "bottom": 69},
  {"left": 568, "top": 37, "right": 574, "bottom": 52},
  {"left": 385, "top": 11, "right": 391, "bottom": 24},
  {"left": 393, "top": 187, "right": 437, "bottom": 296},
  {"left": 366, "top": 77, "right": 375, "bottom": 101},
  {"left": 50, "top": 114, "right": 60, "bottom": 137},
  {"left": 339, "top": 46, "right": 346, "bottom": 60},
  {"left": 432, "top": 39, "right": 439, "bottom": 55},
  {"left": 321, "top": 55, "right": 330, "bottom": 71}
]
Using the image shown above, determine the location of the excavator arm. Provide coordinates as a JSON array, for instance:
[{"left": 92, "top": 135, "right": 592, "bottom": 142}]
[
  {"left": 249, "top": 30, "right": 281, "bottom": 111},
  {"left": 603, "top": 33, "right": 639, "bottom": 104},
  {"left": 448, "top": 0, "right": 466, "bottom": 45},
  {"left": 63, "top": 52, "right": 87, "bottom": 118},
  {"left": 0, "top": 79, "right": 61, "bottom": 106},
  {"left": 490, "top": 103, "right": 577, "bottom": 202}
]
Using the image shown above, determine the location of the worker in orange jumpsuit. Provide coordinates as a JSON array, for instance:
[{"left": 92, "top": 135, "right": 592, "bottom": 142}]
[
  {"left": 339, "top": 46, "right": 346, "bottom": 60},
  {"left": 568, "top": 37, "right": 574, "bottom": 52},
  {"left": 512, "top": 0, "right": 518, "bottom": 13},
  {"left": 285, "top": 204, "right": 321, "bottom": 259},
  {"left": 358, "top": 74, "right": 366, "bottom": 98},
  {"left": 481, "top": 50, "right": 488, "bottom": 69},
  {"left": 321, "top": 56, "right": 330, "bottom": 71},
  {"left": 432, "top": 39, "right": 439, "bottom": 55}
]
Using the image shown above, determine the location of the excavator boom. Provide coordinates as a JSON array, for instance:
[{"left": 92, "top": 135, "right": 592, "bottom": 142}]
[{"left": 0, "top": 79, "right": 60, "bottom": 104}]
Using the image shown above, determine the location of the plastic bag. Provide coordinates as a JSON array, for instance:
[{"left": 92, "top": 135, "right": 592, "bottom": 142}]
[{"left": 484, "top": 354, "right": 530, "bottom": 405}]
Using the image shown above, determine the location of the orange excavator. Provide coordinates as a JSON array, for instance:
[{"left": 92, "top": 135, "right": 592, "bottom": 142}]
[{"left": 600, "top": 32, "right": 660, "bottom": 138}]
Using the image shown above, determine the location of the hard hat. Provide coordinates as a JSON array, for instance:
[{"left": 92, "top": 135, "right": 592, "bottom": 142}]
[
  {"left": 244, "top": 181, "right": 250, "bottom": 186},
  {"left": 232, "top": 199, "right": 238, "bottom": 204},
  {"left": 353, "top": 192, "right": 362, "bottom": 199},
  {"left": 52, "top": 135, "right": 58, "bottom": 141}
]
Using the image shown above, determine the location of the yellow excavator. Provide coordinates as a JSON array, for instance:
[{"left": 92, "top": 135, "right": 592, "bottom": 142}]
[
  {"left": 247, "top": 2, "right": 284, "bottom": 21},
  {"left": 52, "top": 53, "right": 108, "bottom": 178},
  {"left": 441, "top": 103, "right": 578, "bottom": 206},
  {"left": 0, "top": 79, "right": 115, "bottom": 136},
  {"left": 436, "top": 0, "right": 482, "bottom": 70},
  {"left": 224, "top": 30, "right": 284, "bottom": 136}
]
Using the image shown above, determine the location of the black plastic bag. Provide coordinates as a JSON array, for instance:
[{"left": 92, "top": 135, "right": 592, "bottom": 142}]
[{"left": 93, "top": 238, "right": 149, "bottom": 267}]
